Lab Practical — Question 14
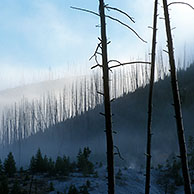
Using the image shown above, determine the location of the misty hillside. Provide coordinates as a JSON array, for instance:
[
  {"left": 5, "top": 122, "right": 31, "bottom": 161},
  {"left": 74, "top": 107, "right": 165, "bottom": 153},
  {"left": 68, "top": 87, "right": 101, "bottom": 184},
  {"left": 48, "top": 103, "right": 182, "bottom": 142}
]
[{"left": 2, "top": 64, "right": 194, "bottom": 168}]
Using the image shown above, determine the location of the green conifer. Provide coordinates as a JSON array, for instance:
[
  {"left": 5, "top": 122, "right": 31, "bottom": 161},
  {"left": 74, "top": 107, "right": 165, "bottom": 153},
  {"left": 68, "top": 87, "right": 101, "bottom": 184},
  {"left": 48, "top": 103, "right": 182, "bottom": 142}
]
[{"left": 4, "top": 152, "right": 16, "bottom": 177}]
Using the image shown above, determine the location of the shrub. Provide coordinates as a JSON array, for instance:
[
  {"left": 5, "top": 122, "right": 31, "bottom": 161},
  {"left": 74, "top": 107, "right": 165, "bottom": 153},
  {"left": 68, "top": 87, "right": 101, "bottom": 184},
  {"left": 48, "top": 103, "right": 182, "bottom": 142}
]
[
  {"left": 0, "top": 176, "right": 9, "bottom": 194},
  {"left": 79, "top": 184, "right": 89, "bottom": 194},
  {"left": 11, "top": 180, "right": 22, "bottom": 194},
  {"left": 68, "top": 184, "right": 79, "bottom": 194},
  {"left": 116, "top": 169, "right": 122, "bottom": 180},
  {"left": 49, "top": 182, "right": 55, "bottom": 192},
  {"left": 156, "top": 155, "right": 183, "bottom": 193}
]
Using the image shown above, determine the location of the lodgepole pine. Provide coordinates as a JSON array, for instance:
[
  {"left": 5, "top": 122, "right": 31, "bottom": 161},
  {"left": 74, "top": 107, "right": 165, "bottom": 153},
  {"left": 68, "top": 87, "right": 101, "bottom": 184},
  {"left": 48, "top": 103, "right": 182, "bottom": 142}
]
[
  {"left": 145, "top": 0, "right": 158, "bottom": 193},
  {"left": 99, "top": 0, "right": 115, "bottom": 194},
  {"left": 162, "top": 0, "right": 192, "bottom": 193}
]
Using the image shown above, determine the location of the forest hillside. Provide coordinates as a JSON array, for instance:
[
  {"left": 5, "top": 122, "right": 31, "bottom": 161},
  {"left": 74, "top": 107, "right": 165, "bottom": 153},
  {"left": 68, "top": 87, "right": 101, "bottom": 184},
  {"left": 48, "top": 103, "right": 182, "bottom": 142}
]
[{"left": 1, "top": 64, "right": 194, "bottom": 168}]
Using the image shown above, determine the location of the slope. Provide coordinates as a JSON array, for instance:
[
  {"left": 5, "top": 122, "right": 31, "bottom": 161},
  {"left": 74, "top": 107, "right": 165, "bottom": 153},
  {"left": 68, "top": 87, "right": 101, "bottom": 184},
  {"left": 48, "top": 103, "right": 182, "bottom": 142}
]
[{"left": 1, "top": 65, "right": 194, "bottom": 168}]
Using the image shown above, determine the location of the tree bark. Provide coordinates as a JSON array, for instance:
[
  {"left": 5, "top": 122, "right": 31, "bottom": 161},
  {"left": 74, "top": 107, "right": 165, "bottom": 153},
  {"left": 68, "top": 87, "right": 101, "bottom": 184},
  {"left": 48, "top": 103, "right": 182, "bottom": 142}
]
[
  {"left": 145, "top": 0, "right": 158, "bottom": 194},
  {"left": 99, "top": 1, "right": 115, "bottom": 194},
  {"left": 162, "top": 0, "right": 192, "bottom": 193}
]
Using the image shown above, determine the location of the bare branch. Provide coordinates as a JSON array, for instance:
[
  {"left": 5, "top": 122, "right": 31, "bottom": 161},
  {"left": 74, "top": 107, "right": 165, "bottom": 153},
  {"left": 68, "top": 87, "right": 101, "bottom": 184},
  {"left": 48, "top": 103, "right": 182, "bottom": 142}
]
[
  {"left": 89, "top": 41, "right": 103, "bottom": 70},
  {"left": 89, "top": 42, "right": 102, "bottom": 61},
  {"left": 91, "top": 64, "right": 102, "bottom": 69},
  {"left": 163, "top": 49, "right": 169, "bottom": 54},
  {"left": 106, "top": 14, "right": 147, "bottom": 43},
  {"left": 114, "top": 145, "right": 124, "bottom": 160},
  {"left": 108, "top": 59, "right": 122, "bottom": 65},
  {"left": 71, "top": 6, "right": 147, "bottom": 43},
  {"left": 97, "top": 91, "right": 104, "bottom": 96},
  {"left": 168, "top": 2, "right": 194, "bottom": 10},
  {"left": 70, "top": 6, "right": 99, "bottom": 17},
  {"left": 105, "top": 6, "right": 135, "bottom": 23},
  {"left": 100, "top": 112, "right": 105, "bottom": 116},
  {"left": 110, "top": 98, "right": 115, "bottom": 102},
  {"left": 109, "top": 60, "right": 151, "bottom": 69}
]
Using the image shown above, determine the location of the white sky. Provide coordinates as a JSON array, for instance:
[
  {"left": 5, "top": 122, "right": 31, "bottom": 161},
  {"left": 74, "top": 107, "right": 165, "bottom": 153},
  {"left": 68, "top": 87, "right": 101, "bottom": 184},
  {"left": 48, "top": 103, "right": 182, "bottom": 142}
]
[{"left": 0, "top": 0, "right": 194, "bottom": 90}]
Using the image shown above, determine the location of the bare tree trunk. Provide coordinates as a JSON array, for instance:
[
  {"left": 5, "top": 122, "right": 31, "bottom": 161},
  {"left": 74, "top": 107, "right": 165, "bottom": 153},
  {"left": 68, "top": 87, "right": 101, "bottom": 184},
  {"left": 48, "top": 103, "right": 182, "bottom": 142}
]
[
  {"left": 145, "top": 1, "right": 158, "bottom": 194},
  {"left": 99, "top": 1, "right": 115, "bottom": 194},
  {"left": 162, "top": 0, "right": 192, "bottom": 193}
]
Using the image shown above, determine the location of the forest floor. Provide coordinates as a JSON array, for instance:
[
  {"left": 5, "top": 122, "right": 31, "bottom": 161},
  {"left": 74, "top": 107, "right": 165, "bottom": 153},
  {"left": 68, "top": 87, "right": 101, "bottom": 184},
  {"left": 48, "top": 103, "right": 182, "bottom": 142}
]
[{"left": 6, "top": 166, "right": 172, "bottom": 194}]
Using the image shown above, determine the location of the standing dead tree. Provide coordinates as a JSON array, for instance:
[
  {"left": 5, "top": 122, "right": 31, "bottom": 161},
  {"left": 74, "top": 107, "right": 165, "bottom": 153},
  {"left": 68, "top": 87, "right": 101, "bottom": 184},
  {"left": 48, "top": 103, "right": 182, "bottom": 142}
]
[
  {"left": 145, "top": 0, "right": 158, "bottom": 194},
  {"left": 71, "top": 2, "right": 149, "bottom": 193},
  {"left": 162, "top": 0, "right": 192, "bottom": 193},
  {"left": 99, "top": 1, "right": 114, "bottom": 193}
]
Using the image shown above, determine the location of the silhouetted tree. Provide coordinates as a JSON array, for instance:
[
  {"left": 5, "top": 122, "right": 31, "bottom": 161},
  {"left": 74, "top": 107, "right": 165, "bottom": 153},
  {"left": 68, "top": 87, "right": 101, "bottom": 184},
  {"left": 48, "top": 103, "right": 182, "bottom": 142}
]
[
  {"left": 162, "top": 0, "right": 192, "bottom": 193},
  {"left": 29, "top": 156, "right": 36, "bottom": 173},
  {"left": 35, "top": 148, "right": 44, "bottom": 172},
  {"left": 145, "top": 0, "right": 158, "bottom": 193},
  {"left": 0, "top": 159, "right": 3, "bottom": 175},
  {"left": 77, "top": 147, "right": 94, "bottom": 176},
  {"left": 4, "top": 152, "right": 16, "bottom": 177},
  {"left": 99, "top": 1, "right": 115, "bottom": 193}
]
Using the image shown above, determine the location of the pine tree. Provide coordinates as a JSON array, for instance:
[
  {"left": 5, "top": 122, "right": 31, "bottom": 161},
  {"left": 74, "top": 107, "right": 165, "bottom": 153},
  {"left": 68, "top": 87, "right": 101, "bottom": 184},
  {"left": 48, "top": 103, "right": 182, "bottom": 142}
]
[
  {"left": 48, "top": 157, "right": 55, "bottom": 175},
  {"left": 55, "top": 155, "right": 70, "bottom": 176},
  {"left": 35, "top": 148, "right": 44, "bottom": 172},
  {"left": 0, "top": 159, "right": 3, "bottom": 175},
  {"left": 29, "top": 156, "right": 36, "bottom": 173},
  {"left": 55, "top": 156, "right": 63, "bottom": 174},
  {"left": 4, "top": 152, "right": 16, "bottom": 177},
  {"left": 77, "top": 147, "right": 94, "bottom": 176},
  {"left": 43, "top": 155, "right": 49, "bottom": 172}
]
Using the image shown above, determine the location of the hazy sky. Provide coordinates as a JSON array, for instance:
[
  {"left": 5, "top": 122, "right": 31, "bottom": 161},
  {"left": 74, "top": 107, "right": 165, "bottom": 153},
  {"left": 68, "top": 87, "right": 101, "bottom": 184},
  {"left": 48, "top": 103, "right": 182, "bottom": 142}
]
[{"left": 0, "top": 0, "right": 194, "bottom": 90}]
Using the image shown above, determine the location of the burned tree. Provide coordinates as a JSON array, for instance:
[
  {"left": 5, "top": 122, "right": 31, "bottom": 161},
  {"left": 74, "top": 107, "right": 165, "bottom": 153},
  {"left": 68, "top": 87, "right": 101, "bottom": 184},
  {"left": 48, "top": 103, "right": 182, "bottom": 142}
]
[
  {"left": 162, "top": 0, "right": 192, "bottom": 193},
  {"left": 71, "top": 1, "right": 149, "bottom": 193},
  {"left": 99, "top": 1, "right": 115, "bottom": 193},
  {"left": 145, "top": 0, "right": 158, "bottom": 193}
]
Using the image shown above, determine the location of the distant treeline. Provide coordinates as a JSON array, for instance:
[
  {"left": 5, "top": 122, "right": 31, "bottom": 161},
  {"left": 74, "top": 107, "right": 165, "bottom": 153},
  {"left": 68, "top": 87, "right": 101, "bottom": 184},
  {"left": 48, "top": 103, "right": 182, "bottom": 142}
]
[{"left": 0, "top": 62, "right": 168, "bottom": 145}]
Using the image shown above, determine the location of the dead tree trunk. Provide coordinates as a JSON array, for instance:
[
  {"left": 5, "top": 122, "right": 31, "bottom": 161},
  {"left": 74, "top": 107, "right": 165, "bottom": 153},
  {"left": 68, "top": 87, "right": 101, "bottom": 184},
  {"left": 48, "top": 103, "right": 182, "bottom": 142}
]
[
  {"left": 162, "top": 0, "right": 192, "bottom": 193},
  {"left": 145, "top": 0, "right": 158, "bottom": 194},
  {"left": 99, "top": 0, "right": 115, "bottom": 194}
]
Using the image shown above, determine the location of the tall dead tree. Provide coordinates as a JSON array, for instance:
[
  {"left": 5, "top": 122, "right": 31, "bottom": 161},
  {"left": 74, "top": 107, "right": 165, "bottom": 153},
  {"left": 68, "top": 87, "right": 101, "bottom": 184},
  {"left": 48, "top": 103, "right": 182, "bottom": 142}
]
[
  {"left": 145, "top": 0, "right": 158, "bottom": 193},
  {"left": 71, "top": 2, "right": 149, "bottom": 194},
  {"left": 162, "top": 0, "right": 192, "bottom": 193},
  {"left": 99, "top": 0, "right": 115, "bottom": 193}
]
